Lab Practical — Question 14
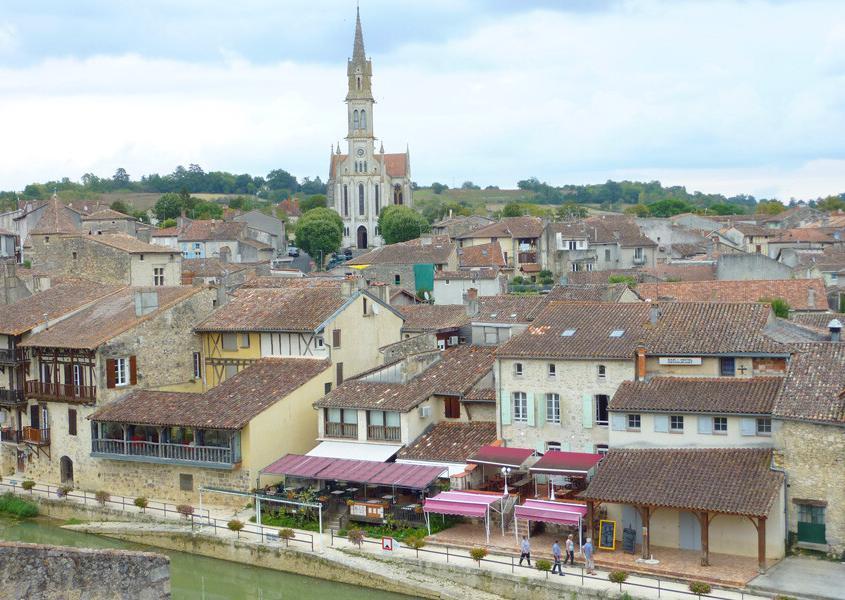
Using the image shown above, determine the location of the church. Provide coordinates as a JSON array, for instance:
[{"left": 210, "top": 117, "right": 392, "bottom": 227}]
[{"left": 327, "top": 9, "right": 413, "bottom": 249}]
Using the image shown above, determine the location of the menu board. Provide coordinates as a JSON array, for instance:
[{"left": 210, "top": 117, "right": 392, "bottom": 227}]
[
  {"left": 622, "top": 527, "right": 637, "bottom": 554},
  {"left": 598, "top": 519, "right": 616, "bottom": 550}
]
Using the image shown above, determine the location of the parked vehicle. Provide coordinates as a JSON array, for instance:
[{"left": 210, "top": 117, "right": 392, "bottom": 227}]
[{"left": 287, "top": 246, "right": 300, "bottom": 257}]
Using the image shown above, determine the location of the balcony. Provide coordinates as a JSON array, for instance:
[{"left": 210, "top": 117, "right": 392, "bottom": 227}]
[
  {"left": 22, "top": 427, "right": 50, "bottom": 446},
  {"left": 325, "top": 422, "right": 358, "bottom": 439},
  {"left": 91, "top": 439, "right": 236, "bottom": 469},
  {"left": 517, "top": 251, "right": 537, "bottom": 265},
  {"left": 367, "top": 425, "right": 401, "bottom": 442},
  {"left": 26, "top": 381, "right": 96, "bottom": 403},
  {"left": 0, "top": 428, "right": 21, "bottom": 444},
  {"left": 0, "top": 389, "right": 25, "bottom": 408},
  {"left": 0, "top": 349, "right": 25, "bottom": 365}
]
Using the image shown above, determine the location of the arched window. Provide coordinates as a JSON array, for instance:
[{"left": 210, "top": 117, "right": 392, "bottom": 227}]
[
  {"left": 374, "top": 184, "right": 380, "bottom": 214},
  {"left": 358, "top": 184, "right": 365, "bottom": 215},
  {"left": 342, "top": 185, "right": 349, "bottom": 216},
  {"left": 353, "top": 110, "right": 359, "bottom": 130},
  {"left": 393, "top": 184, "right": 403, "bottom": 205},
  {"left": 361, "top": 110, "right": 367, "bottom": 129}
]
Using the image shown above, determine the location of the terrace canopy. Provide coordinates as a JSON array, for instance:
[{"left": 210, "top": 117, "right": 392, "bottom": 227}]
[
  {"left": 423, "top": 490, "right": 505, "bottom": 543},
  {"left": 513, "top": 499, "right": 588, "bottom": 547},
  {"left": 529, "top": 451, "right": 603, "bottom": 499},
  {"left": 467, "top": 445, "right": 534, "bottom": 469}
]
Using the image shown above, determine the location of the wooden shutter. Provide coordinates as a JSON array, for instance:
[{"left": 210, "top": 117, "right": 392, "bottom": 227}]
[
  {"left": 536, "top": 394, "right": 546, "bottom": 427},
  {"left": 582, "top": 394, "right": 593, "bottom": 428},
  {"left": 106, "top": 359, "right": 116, "bottom": 389},
  {"left": 526, "top": 393, "right": 535, "bottom": 427},
  {"left": 129, "top": 355, "right": 138, "bottom": 385},
  {"left": 332, "top": 329, "right": 341, "bottom": 348},
  {"left": 444, "top": 397, "right": 460, "bottom": 419},
  {"left": 68, "top": 408, "right": 77, "bottom": 436},
  {"left": 697, "top": 416, "right": 712, "bottom": 434},
  {"left": 653, "top": 414, "right": 669, "bottom": 433},
  {"left": 610, "top": 413, "right": 626, "bottom": 431},
  {"left": 500, "top": 389, "right": 511, "bottom": 425},
  {"left": 336, "top": 362, "right": 344, "bottom": 385},
  {"left": 740, "top": 417, "right": 756, "bottom": 436}
]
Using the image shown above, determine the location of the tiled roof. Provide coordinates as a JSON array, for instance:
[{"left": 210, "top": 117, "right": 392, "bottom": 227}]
[
  {"left": 458, "top": 242, "right": 506, "bottom": 268},
  {"left": 179, "top": 220, "right": 246, "bottom": 242},
  {"left": 464, "top": 387, "right": 496, "bottom": 402},
  {"left": 791, "top": 312, "right": 845, "bottom": 332},
  {"left": 435, "top": 268, "right": 499, "bottom": 281},
  {"left": 581, "top": 448, "right": 783, "bottom": 517},
  {"left": 20, "top": 286, "right": 204, "bottom": 349},
  {"left": 240, "top": 276, "right": 344, "bottom": 289},
  {"left": 773, "top": 343, "right": 845, "bottom": 425},
  {"left": 151, "top": 226, "right": 182, "bottom": 237},
  {"left": 195, "top": 286, "right": 347, "bottom": 333},
  {"left": 315, "top": 345, "right": 495, "bottom": 411},
  {"left": 30, "top": 197, "right": 80, "bottom": 235},
  {"left": 728, "top": 223, "right": 774, "bottom": 237},
  {"left": 81, "top": 208, "right": 135, "bottom": 221},
  {"left": 584, "top": 215, "right": 657, "bottom": 248},
  {"left": 769, "top": 228, "right": 838, "bottom": 244},
  {"left": 610, "top": 377, "right": 782, "bottom": 415},
  {"left": 88, "top": 233, "right": 179, "bottom": 254},
  {"left": 397, "top": 422, "right": 498, "bottom": 464},
  {"left": 567, "top": 269, "right": 641, "bottom": 285},
  {"left": 762, "top": 318, "right": 831, "bottom": 344},
  {"left": 0, "top": 282, "right": 123, "bottom": 336},
  {"left": 400, "top": 304, "right": 471, "bottom": 333},
  {"left": 792, "top": 248, "right": 845, "bottom": 273},
  {"left": 457, "top": 216, "right": 544, "bottom": 240},
  {"left": 90, "top": 358, "right": 330, "bottom": 430},
  {"left": 240, "top": 238, "right": 273, "bottom": 250},
  {"left": 546, "top": 284, "right": 636, "bottom": 303},
  {"left": 474, "top": 295, "right": 549, "bottom": 324},
  {"left": 642, "top": 264, "right": 716, "bottom": 282},
  {"left": 181, "top": 258, "right": 254, "bottom": 278},
  {"left": 636, "top": 279, "right": 829, "bottom": 311},
  {"left": 347, "top": 236, "right": 455, "bottom": 266}
]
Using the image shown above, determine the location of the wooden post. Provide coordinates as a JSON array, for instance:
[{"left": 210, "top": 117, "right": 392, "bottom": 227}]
[
  {"left": 586, "top": 500, "right": 594, "bottom": 542},
  {"left": 636, "top": 505, "right": 651, "bottom": 559},
  {"left": 698, "top": 512, "right": 710, "bottom": 566},
  {"left": 757, "top": 516, "right": 767, "bottom": 573}
]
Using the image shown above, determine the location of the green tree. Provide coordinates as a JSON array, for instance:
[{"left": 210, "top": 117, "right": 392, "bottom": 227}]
[
  {"left": 112, "top": 168, "right": 130, "bottom": 186},
  {"left": 460, "top": 181, "right": 480, "bottom": 190},
  {"left": 816, "top": 196, "right": 845, "bottom": 212},
  {"left": 110, "top": 200, "right": 131, "bottom": 215},
  {"left": 705, "top": 203, "right": 746, "bottom": 215},
  {"left": 501, "top": 202, "right": 524, "bottom": 217},
  {"left": 556, "top": 202, "right": 588, "bottom": 220},
  {"left": 154, "top": 193, "right": 183, "bottom": 221},
  {"left": 159, "top": 218, "right": 177, "bottom": 229},
  {"left": 294, "top": 218, "right": 341, "bottom": 267},
  {"left": 430, "top": 182, "right": 449, "bottom": 195},
  {"left": 624, "top": 204, "right": 650, "bottom": 217},
  {"left": 380, "top": 206, "right": 430, "bottom": 245},
  {"left": 760, "top": 297, "right": 790, "bottom": 318},
  {"left": 300, "top": 194, "right": 328, "bottom": 214},
  {"left": 648, "top": 198, "right": 694, "bottom": 217},
  {"left": 756, "top": 200, "right": 786, "bottom": 215}
]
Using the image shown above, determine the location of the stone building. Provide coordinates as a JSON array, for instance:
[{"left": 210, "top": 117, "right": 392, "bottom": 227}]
[
  {"left": 456, "top": 217, "right": 545, "bottom": 275},
  {"left": 327, "top": 8, "right": 412, "bottom": 249},
  {"left": 81, "top": 208, "right": 148, "bottom": 239},
  {"left": 345, "top": 236, "right": 458, "bottom": 293}
]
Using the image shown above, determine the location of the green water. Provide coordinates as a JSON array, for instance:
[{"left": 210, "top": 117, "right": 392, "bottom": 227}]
[{"left": 0, "top": 516, "right": 413, "bottom": 600}]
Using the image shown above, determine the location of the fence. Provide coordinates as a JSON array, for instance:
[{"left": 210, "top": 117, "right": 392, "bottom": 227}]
[{"left": 191, "top": 513, "right": 315, "bottom": 552}]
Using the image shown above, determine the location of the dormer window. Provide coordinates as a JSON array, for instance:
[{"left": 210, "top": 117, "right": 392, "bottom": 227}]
[{"left": 561, "top": 329, "right": 576, "bottom": 337}]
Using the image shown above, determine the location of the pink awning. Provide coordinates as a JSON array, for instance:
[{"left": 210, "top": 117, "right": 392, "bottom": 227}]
[
  {"left": 514, "top": 499, "right": 587, "bottom": 526},
  {"left": 260, "top": 454, "right": 335, "bottom": 478},
  {"left": 423, "top": 491, "right": 502, "bottom": 518},
  {"left": 467, "top": 445, "right": 534, "bottom": 468},
  {"left": 530, "top": 451, "right": 603, "bottom": 475},
  {"left": 369, "top": 462, "right": 447, "bottom": 489}
]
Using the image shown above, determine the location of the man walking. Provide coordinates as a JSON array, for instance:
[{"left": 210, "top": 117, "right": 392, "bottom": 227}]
[
  {"left": 583, "top": 537, "right": 595, "bottom": 575},
  {"left": 518, "top": 536, "right": 531, "bottom": 566},
  {"left": 565, "top": 534, "right": 575, "bottom": 565},
  {"left": 551, "top": 540, "right": 564, "bottom": 576}
]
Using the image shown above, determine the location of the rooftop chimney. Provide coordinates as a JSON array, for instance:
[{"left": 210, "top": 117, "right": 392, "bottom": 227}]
[
  {"left": 829, "top": 318, "right": 842, "bottom": 342},
  {"left": 134, "top": 290, "right": 159, "bottom": 317},
  {"left": 808, "top": 287, "right": 816, "bottom": 309},
  {"left": 340, "top": 278, "right": 354, "bottom": 298},
  {"left": 464, "top": 288, "right": 479, "bottom": 317}
]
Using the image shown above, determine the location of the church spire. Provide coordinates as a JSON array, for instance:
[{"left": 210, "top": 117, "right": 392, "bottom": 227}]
[{"left": 352, "top": 6, "right": 365, "bottom": 63}]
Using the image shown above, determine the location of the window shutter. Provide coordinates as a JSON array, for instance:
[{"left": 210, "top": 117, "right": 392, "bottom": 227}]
[
  {"left": 526, "top": 393, "right": 535, "bottom": 427},
  {"left": 610, "top": 413, "right": 626, "bottom": 431},
  {"left": 653, "top": 414, "right": 669, "bottom": 433},
  {"left": 740, "top": 417, "right": 756, "bottom": 436},
  {"left": 336, "top": 362, "right": 344, "bottom": 385},
  {"left": 582, "top": 394, "right": 593, "bottom": 428},
  {"left": 698, "top": 416, "right": 712, "bottom": 434},
  {"left": 332, "top": 329, "right": 341, "bottom": 348},
  {"left": 129, "top": 355, "right": 137, "bottom": 385},
  {"left": 500, "top": 389, "right": 511, "bottom": 425},
  {"left": 106, "top": 359, "right": 116, "bottom": 389},
  {"left": 537, "top": 394, "right": 546, "bottom": 426}
]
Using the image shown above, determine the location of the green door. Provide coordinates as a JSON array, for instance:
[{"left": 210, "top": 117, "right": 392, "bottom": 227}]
[{"left": 797, "top": 504, "right": 826, "bottom": 544}]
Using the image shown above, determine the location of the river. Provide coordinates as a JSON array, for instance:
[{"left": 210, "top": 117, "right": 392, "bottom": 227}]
[{"left": 0, "top": 516, "right": 414, "bottom": 600}]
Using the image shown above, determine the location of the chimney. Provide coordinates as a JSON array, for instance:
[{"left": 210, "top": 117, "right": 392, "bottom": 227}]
[
  {"left": 219, "top": 246, "right": 230, "bottom": 264},
  {"left": 829, "top": 318, "right": 842, "bottom": 343},
  {"left": 808, "top": 287, "right": 815, "bottom": 309},
  {"left": 635, "top": 346, "right": 647, "bottom": 380},
  {"left": 649, "top": 301, "right": 660, "bottom": 325},
  {"left": 464, "top": 288, "right": 479, "bottom": 317},
  {"left": 340, "top": 278, "right": 354, "bottom": 298},
  {"left": 134, "top": 290, "right": 159, "bottom": 317}
]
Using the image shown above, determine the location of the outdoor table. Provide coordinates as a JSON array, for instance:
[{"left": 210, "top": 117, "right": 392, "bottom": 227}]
[
  {"left": 346, "top": 487, "right": 359, "bottom": 492},
  {"left": 381, "top": 495, "right": 395, "bottom": 501},
  {"left": 330, "top": 490, "right": 345, "bottom": 495}
]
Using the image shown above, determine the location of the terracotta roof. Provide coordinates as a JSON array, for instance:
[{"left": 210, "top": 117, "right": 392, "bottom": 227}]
[
  {"left": 584, "top": 215, "right": 657, "bottom": 248},
  {"left": 464, "top": 387, "right": 496, "bottom": 402},
  {"left": 240, "top": 276, "right": 344, "bottom": 289},
  {"left": 0, "top": 282, "right": 123, "bottom": 336},
  {"left": 636, "top": 279, "right": 828, "bottom": 311},
  {"left": 457, "top": 217, "right": 544, "bottom": 240},
  {"left": 728, "top": 223, "right": 774, "bottom": 237},
  {"left": 792, "top": 248, "right": 845, "bottom": 273},
  {"left": 581, "top": 448, "right": 783, "bottom": 517},
  {"left": 567, "top": 269, "right": 641, "bottom": 285},
  {"left": 791, "top": 312, "right": 845, "bottom": 332},
  {"left": 773, "top": 343, "right": 845, "bottom": 425},
  {"left": 435, "top": 268, "right": 499, "bottom": 281},
  {"left": 458, "top": 242, "right": 506, "bottom": 268},
  {"left": 347, "top": 236, "right": 455, "bottom": 266},
  {"left": 397, "top": 422, "right": 498, "bottom": 464},
  {"left": 151, "top": 226, "right": 182, "bottom": 237},
  {"left": 400, "top": 304, "right": 471, "bottom": 333},
  {"left": 195, "top": 286, "right": 348, "bottom": 333},
  {"left": 81, "top": 208, "right": 135, "bottom": 221},
  {"left": 763, "top": 318, "right": 831, "bottom": 343},
  {"left": 20, "top": 286, "right": 205, "bottom": 350},
  {"left": 474, "top": 295, "right": 549, "bottom": 324},
  {"left": 315, "top": 345, "right": 494, "bottom": 411},
  {"left": 179, "top": 220, "right": 246, "bottom": 242},
  {"left": 769, "top": 228, "right": 838, "bottom": 244},
  {"left": 240, "top": 238, "right": 273, "bottom": 250},
  {"left": 610, "top": 377, "right": 782, "bottom": 415},
  {"left": 87, "top": 233, "right": 179, "bottom": 254},
  {"left": 546, "top": 284, "right": 636, "bottom": 303},
  {"left": 643, "top": 263, "right": 716, "bottom": 282},
  {"left": 90, "top": 358, "right": 330, "bottom": 430},
  {"left": 30, "top": 197, "right": 80, "bottom": 235}
]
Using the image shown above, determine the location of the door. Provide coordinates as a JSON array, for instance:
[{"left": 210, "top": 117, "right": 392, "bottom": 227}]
[
  {"left": 16, "top": 451, "right": 25, "bottom": 472},
  {"left": 622, "top": 505, "right": 643, "bottom": 545},
  {"left": 356, "top": 225, "right": 368, "bottom": 249},
  {"left": 29, "top": 404, "right": 40, "bottom": 429},
  {"left": 60, "top": 456, "right": 74, "bottom": 485},
  {"left": 797, "top": 504, "right": 826, "bottom": 544},
  {"left": 679, "top": 511, "right": 702, "bottom": 550}
]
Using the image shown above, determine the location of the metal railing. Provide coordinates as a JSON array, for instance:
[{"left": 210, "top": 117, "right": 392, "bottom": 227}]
[
  {"left": 517, "top": 251, "right": 538, "bottom": 264},
  {"left": 25, "top": 380, "right": 96, "bottom": 402},
  {"left": 367, "top": 425, "right": 401, "bottom": 442},
  {"left": 325, "top": 422, "right": 357, "bottom": 439},
  {"left": 91, "top": 439, "right": 234, "bottom": 465},
  {"left": 0, "top": 427, "right": 21, "bottom": 443},
  {"left": 0, "top": 348, "right": 25, "bottom": 363},
  {"left": 0, "top": 389, "right": 25, "bottom": 406},
  {"left": 22, "top": 426, "right": 50, "bottom": 445}
]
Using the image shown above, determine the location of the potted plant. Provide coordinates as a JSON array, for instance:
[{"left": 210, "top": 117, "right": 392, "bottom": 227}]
[
  {"left": 21, "top": 480, "right": 35, "bottom": 493},
  {"left": 227, "top": 519, "right": 245, "bottom": 539},
  {"left": 176, "top": 504, "right": 194, "bottom": 519},
  {"left": 95, "top": 490, "right": 110, "bottom": 506},
  {"left": 405, "top": 533, "right": 426, "bottom": 558},
  {"left": 56, "top": 485, "right": 73, "bottom": 498},
  {"left": 609, "top": 571, "right": 629, "bottom": 588},
  {"left": 347, "top": 528, "right": 365, "bottom": 548},
  {"left": 536, "top": 559, "right": 552, "bottom": 578},
  {"left": 134, "top": 497, "right": 149, "bottom": 513},
  {"left": 689, "top": 581, "right": 712, "bottom": 596},
  {"left": 279, "top": 528, "right": 295, "bottom": 547},
  {"left": 469, "top": 547, "right": 488, "bottom": 566}
]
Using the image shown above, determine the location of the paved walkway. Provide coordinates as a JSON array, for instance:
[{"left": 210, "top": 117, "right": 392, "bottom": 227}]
[{"left": 748, "top": 556, "right": 845, "bottom": 600}]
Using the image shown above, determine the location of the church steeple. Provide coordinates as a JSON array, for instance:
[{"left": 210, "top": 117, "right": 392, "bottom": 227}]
[
  {"left": 346, "top": 7, "right": 374, "bottom": 142},
  {"left": 352, "top": 7, "right": 366, "bottom": 64}
]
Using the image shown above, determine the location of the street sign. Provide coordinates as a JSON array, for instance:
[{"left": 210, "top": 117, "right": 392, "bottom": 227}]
[{"left": 381, "top": 536, "right": 395, "bottom": 551}]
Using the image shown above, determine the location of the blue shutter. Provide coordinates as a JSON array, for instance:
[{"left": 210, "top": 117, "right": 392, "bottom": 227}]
[
  {"left": 698, "top": 416, "right": 712, "bottom": 434},
  {"left": 610, "top": 413, "right": 626, "bottom": 431},
  {"left": 537, "top": 393, "right": 547, "bottom": 427},
  {"left": 653, "top": 414, "right": 669, "bottom": 433},
  {"left": 740, "top": 418, "right": 756, "bottom": 436},
  {"left": 500, "top": 389, "right": 511, "bottom": 425},
  {"left": 526, "top": 393, "right": 535, "bottom": 427},
  {"left": 582, "top": 394, "right": 593, "bottom": 429}
]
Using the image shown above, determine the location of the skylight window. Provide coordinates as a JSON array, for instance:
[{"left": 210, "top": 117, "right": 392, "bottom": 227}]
[
  {"left": 510, "top": 313, "right": 517, "bottom": 318},
  {"left": 561, "top": 329, "right": 576, "bottom": 337},
  {"left": 610, "top": 330, "right": 625, "bottom": 337},
  {"left": 490, "top": 313, "right": 498, "bottom": 318}
]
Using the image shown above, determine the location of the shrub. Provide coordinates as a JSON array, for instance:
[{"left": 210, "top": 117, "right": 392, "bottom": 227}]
[
  {"left": 134, "top": 497, "right": 149, "bottom": 512},
  {"left": 511, "top": 276, "right": 525, "bottom": 285},
  {"left": 21, "top": 480, "right": 35, "bottom": 491},
  {"left": 689, "top": 581, "right": 712, "bottom": 595},
  {"left": 405, "top": 533, "right": 426, "bottom": 557},
  {"left": 176, "top": 504, "right": 194, "bottom": 518},
  {"left": 94, "top": 491, "right": 110, "bottom": 506},
  {"left": 278, "top": 528, "right": 296, "bottom": 547},
  {"left": 609, "top": 570, "right": 629, "bottom": 584},
  {"left": 469, "top": 546, "right": 488, "bottom": 565},
  {"left": 347, "top": 528, "right": 365, "bottom": 548},
  {"left": 0, "top": 492, "right": 38, "bottom": 518},
  {"left": 227, "top": 519, "right": 245, "bottom": 538},
  {"left": 539, "top": 270, "right": 553, "bottom": 279},
  {"left": 56, "top": 485, "right": 73, "bottom": 498},
  {"left": 536, "top": 558, "right": 552, "bottom": 572}
]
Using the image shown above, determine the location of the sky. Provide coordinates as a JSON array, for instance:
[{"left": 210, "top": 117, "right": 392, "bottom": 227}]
[{"left": 0, "top": 0, "right": 844, "bottom": 200}]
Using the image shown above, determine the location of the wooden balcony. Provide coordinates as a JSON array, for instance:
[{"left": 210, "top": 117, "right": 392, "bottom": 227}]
[
  {"left": 91, "top": 439, "right": 235, "bottom": 469},
  {"left": 26, "top": 381, "right": 96, "bottom": 403},
  {"left": 325, "top": 422, "right": 357, "bottom": 439},
  {"left": 0, "top": 348, "right": 25, "bottom": 365},
  {"left": 0, "top": 389, "right": 25, "bottom": 408},
  {"left": 367, "top": 425, "right": 401, "bottom": 442},
  {"left": 22, "top": 427, "right": 50, "bottom": 446},
  {"left": 517, "top": 251, "right": 537, "bottom": 264},
  {"left": 0, "top": 428, "right": 21, "bottom": 444}
]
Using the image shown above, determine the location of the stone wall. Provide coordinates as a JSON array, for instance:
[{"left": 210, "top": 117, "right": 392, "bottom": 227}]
[
  {"left": 29, "top": 235, "right": 133, "bottom": 285},
  {"left": 716, "top": 253, "right": 794, "bottom": 281},
  {"left": 0, "top": 541, "right": 169, "bottom": 600},
  {"left": 381, "top": 333, "right": 439, "bottom": 363}
]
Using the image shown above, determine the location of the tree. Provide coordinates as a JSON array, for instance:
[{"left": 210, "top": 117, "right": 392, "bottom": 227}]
[
  {"left": 760, "top": 297, "right": 790, "bottom": 319},
  {"left": 705, "top": 203, "right": 745, "bottom": 215},
  {"left": 159, "top": 218, "right": 177, "bottom": 229},
  {"left": 460, "top": 181, "right": 480, "bottom": 190},
  {"left": 295, "top": 212, "right": 342, "bottom": 266},
  {"left": 647, "top": 198, "right": 694, "bottom": 217},
  {"left": 816, "top": 195, "right": 845, "bottom": 212},
  {"left": 379, "top": 206, "right": 430, "bottom": 245},
  {"left": 501, "top": 202, "right": 524, "bottom": 217},
  {"left": 112, "top": 168, "right": 130, "bottom": 186},
  {"left": 624, "top": 204, "right": 650, "bottom": 217},
  {"left": 756, "top": 200, "right": 786, "bottom": 215},
  {"left": 266, "top": 169, "right": 298, "bottom": 191},
  {"left": 154, "top": 193, "right": 183, "bottom": 221},
  {"left": 300, "top": 194, "right": 328, "bottom": 214},
  {"left": 110, "top": 200, "right": 131, "bottom": 215},
  {"left": 430, "top": 182, "right": 449, "bottom": 195},
  {"left": 556, "top": 202, "right": 588, "bottom": 220}
]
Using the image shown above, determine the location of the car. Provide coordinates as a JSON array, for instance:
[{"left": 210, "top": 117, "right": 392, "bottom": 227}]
[
  {"left": 343, "top": 248, "right": 353, "bottom": 259},
  {"left": 287, "top": 246, "right": 300, "bottom": 257}
]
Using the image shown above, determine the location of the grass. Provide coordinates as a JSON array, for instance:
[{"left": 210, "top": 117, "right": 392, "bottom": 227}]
[
  {"left": 249, "top": 511, "right": 321, "bottom": 532},
  {"left": 0, "top": 493, "right": 39, "bottom": 518},
  {"left": 338, "top": 515, "right": 461, "bottom": 542},
  {"left": 64, "top": 518, "right": 85, "bottom": 525}
]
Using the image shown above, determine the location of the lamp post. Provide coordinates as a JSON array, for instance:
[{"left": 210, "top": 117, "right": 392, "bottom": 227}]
[{"left": 501, "top": 466, "right": 512, "bottom": 496}]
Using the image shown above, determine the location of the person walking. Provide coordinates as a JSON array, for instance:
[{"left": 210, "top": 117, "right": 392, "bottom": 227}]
[
  {"left": 583, "top": 537, "right": 596, "bottom": 575},
  {"left": 518, "top": 536, "right": 531, "bottom": 566},
  {"left": 565, "top": 534, "right": 575, "bottom": 565},
  {"left": 551, "top": 540, "right": 564, "bottom": 576}
]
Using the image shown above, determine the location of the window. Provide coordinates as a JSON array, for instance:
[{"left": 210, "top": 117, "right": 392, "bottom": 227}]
[
  {"left": 179, "top": 473, "right": 194, "bottom": 492},
  {"left": 353, "top": 109, "right": 359, "bottom": 129},
  {"left": 547, "top": 363, "right": 556, "bottom": 377},
  {"left": 316, "top": 337, "right": 324, "bottom": 349},
  {"left": 604, "top": 249, "right": 611, "bottom": 262},
  {"left": 609, "top": 330, "right": 624, "bottom": 338},
  {"left": 193, "top": 242, "right": 201, "bottom": 249},
  {"left": 561, "top": 329, "right": 576, "bottom": 337},
  {"left": 634, "top": 247, "right": 644, "bottom": 260},
  {"left": 546, "top": 441, "right": 562, "bottom": 452},
  {"left": 394, "top": 274, "right": 401, "bottom": 285},
  {"left": 361, "top": 110, "right": 367, "bottom": 129},
  {"left": 358, "top": 184, "right": 365, "bottom": 215},
  {"left": 713, "top": 416, "right": 728, "bottom": 434},
  {"left": 513, "top": 392, "right": 528, "bottom": 422},
  {"left": 72, "top": 251, "right": 77, "bottom": 260},
  {"left": 586, "top": 262, "right": 594, "bottom": 271},
  {"left": 363, "top": 297, "right": 368, "bottom": 316},
  {"left": 343, "top": 186, "right": 349, "bottom": 216},
  {"left": 224, "top": 364, "right": 238, "bottom": 379},
  {"left": 336, "top": 362, "right": 344, "bottom": 385},
  {"left": 670, "top": 415, "right": 684, "bottom": 432},
  {"left": 45, "top": 236, "right": 50, "bottom": 244},
  {"left": 546, "top": 393, "right": 560, "bottom": 424},
  {"left": 153, "top": 267, "right": 165, "bottom": 286},
  {"left": 192, "top": 352, "right": 202, "bottom": 379},
  {"left": 222, "top": 333, "right": 238, "bottom": 351},
  {"left": 720, "top": 357, "right": 736, "bottom": 377},
  {"left": 756, "top": 417, "right": 772, "bottom": 435},
  {"left": 324, "top": 382, "right": 332, "bottom": 394},
  {"left": 595, "top": 395, "right": 609, "bottom": 425},
  {"left": 567, "top": 240, "right": 577, "bottom": 250},
  {"left": 597, "top": 364, "right": 606, "bottom": 379},
  {"left": 570, "top": 263, "right": 580, "bottom": 272},
  {"left": 68, "top": 408, "right": 77, "bottom": 436},
  {"left": 596, "top": 444, "right": 609, "bottom": 456},
  {"left": 139, "top": 254, "right": 144, "bottom": 261},
  {"left": 798, "top": 504, "right": 825, "bottom": 525},
  {"left": 374, "top": 185, "right": 380, "bottom": 213},
  {"left": 444, "top": 396, "right": 460, "bottom": 419},
  {"left": 514, "top": 363, "right": 523, "bottom": 377},
  {"left": 240, "top": 333, "right": 250, "bottom": 348},
  {"left": 114, "top": 358, "right": 129, "bottom": 387},
  {"left": 332, "top": 329, "right": 341, "bottom": 348},
  {"left": 627, "top": 414, "right": 641, "bottom": 430}
]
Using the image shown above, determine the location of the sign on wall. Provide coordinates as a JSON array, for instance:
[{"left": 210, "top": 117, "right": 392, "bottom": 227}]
[
  {"left": 599, "top": 520, "right": 617, "bottom": 551},
  {"left": 658, "top": 357, "right": 702, "bottom": 366}
]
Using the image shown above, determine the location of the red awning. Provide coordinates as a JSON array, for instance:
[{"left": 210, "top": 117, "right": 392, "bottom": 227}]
[
  {"left": 514, "top": 499, "right": 587, "bottom": 526},
  {"left": 369, "top": 462, "right": 447, "bottom": 489},
  {"left": 467, "top": 445, "right": 534, "bottom": 468},
  {"left": 529, "top": 451, "right": 603, "bottom": 475},
  {"left": 316, "top": 459, "right": 386, "bottom": 483},
  {"left": 423, "top": 491, "right": 502, "bottom": 518},
  {"left": 260, "top": 454, "right": 335, "bottom": 478}
]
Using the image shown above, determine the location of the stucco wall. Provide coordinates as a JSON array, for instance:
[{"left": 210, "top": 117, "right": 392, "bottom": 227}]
[
  {"left": 433, "top": 277, "right": 502, "bottom": 305},
  {"left": 129, "top": 254, "right": 181, "bottom": 287},
  {"left": 609, "top": 412, "right": 777, "bottom": 449}
]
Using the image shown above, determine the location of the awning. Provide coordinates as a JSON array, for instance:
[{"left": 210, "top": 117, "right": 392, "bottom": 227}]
[
  {"left": 368, "top": 463, "right": 448, "bottom": 489},
  {"left": 260, "top": 454, "right": 334, "bottom": 478},
  {"left": 529, "top": 451, "right": 603, "bottom": 475},
  {"left": 423, "top": 491, "right": 502, "bottom": 518},
  {"left": 514, "top": 500, "right": 587, "bottom": 526},
  {"left": 306, "top": 440, "right": 400, "bottom": 462},
  {"left": 467, "top": 445, "right": 534, "bottom": 469},
  {"left": 396, "top": 458, "right": 467, "bottom": 477}
]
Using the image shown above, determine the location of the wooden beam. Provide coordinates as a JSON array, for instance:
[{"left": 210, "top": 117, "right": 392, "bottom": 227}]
[
  {"left": 697, "top": 512, "right": 711, "bottom": 566},
  {"left": 636, "top": 505, "right": 651, "bottom": 559},
  {"left": 757, "top": 516, "right": 767, "bottom": 573}
]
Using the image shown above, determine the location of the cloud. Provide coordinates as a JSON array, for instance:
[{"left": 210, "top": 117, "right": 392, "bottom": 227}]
[{"left": 0, "top": 22, "right": 18, "bottom": 54}]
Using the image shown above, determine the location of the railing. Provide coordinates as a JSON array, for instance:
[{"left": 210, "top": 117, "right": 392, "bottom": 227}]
[
  {"left": 367, "top": 425, "right": 401, "bottom": 442},
  {"left": 0, "top": 348, "right": 25, "bottom": 363},
  {"left": 22, "top": 426, "right": 50, "bottom": 445},
  {"left": 633, "top": 255, "right": 646, "bottom": 265},
  {"left": 25, "top": 380, "right": 96, "bottom": 402},
  {"left": 0, "top": 428, "right": 21, "bottom": 443},
  {"left": 0, "top": 389, "right": 25, "bottom": 406},
  {"left": 325, "top": 422, "right": 357, "bottom": 439},
  {"left": 91, "top": 439, "right": 234, "bottom": 465},
  {"left": 517, "top": 251, "right": 537, "bottom": 264}
]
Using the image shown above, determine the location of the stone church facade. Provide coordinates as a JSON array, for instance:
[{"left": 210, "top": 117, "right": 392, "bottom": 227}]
[{"left": 327, "top": 9, "right": 412, "bottom": 249}]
